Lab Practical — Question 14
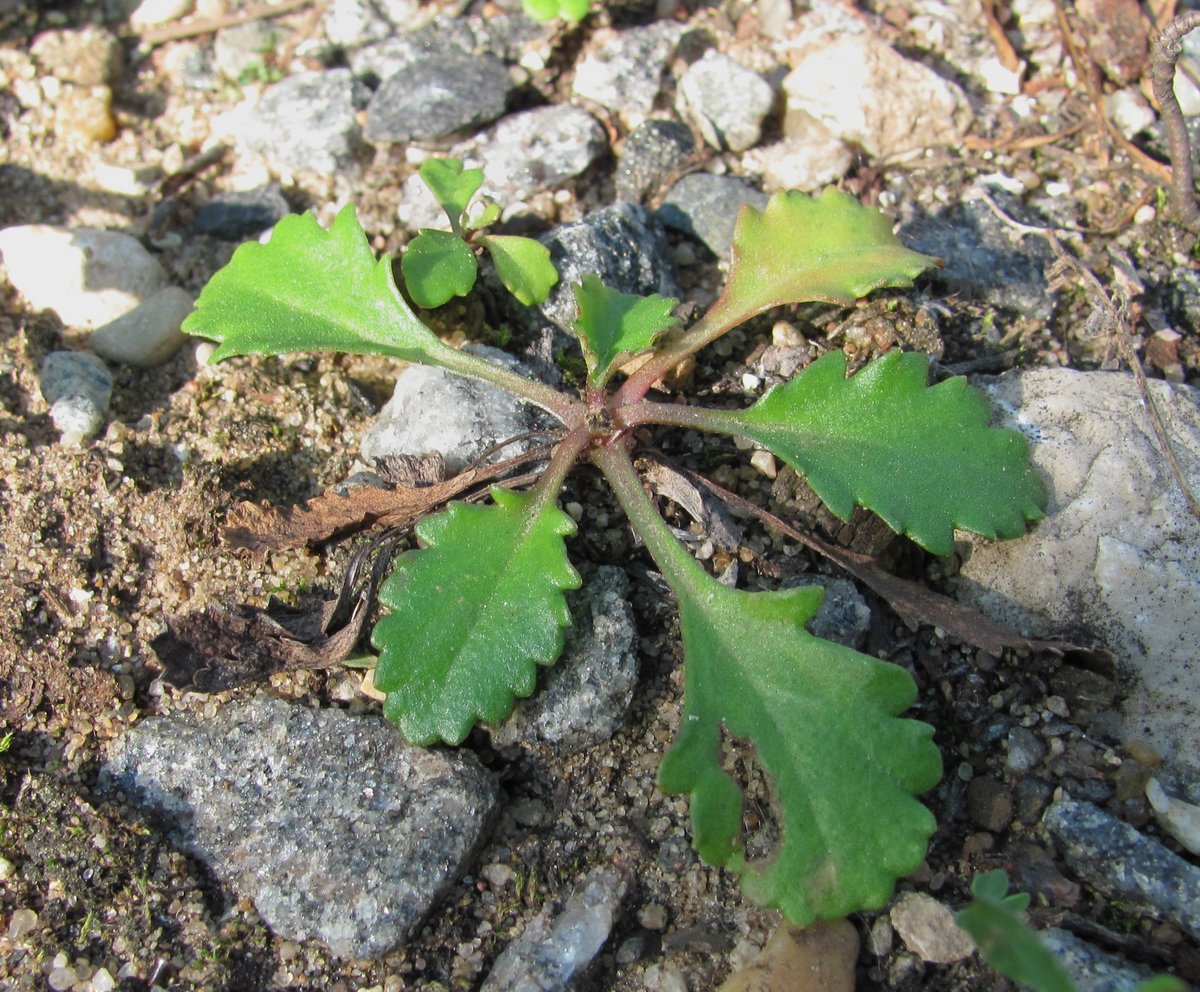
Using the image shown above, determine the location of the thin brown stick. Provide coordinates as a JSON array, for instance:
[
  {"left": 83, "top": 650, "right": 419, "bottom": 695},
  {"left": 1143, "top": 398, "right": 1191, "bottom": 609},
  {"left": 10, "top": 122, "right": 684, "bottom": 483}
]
[
  {"left": 1150, "top": 11, "right": 1200, "bottom": 230},
  {"left": 978, "top": 191, "right": 1200, "bottom": 519},
  {"left": 134, "top": 0, "right": 314, "bottom": 45}
]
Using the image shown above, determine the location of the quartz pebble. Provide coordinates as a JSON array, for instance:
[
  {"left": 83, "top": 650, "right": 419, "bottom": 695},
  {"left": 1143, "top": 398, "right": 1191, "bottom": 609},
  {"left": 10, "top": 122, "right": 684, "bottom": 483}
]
[
  {"left": 744, "top": 136, "right": 853, "bottom": 192},
  {"left": 0, "top": 225, "right": 166, "bottom": 328},
  {"left": 480, "top": 865, "right": 629, "bottom": 991},
  {"left": 89, "top": 286, "right": 193, "bottom": 368},
  {"left": 39, "top": 351, "right": 113, "bottom": 441},
  {"left": 890, "top": 891, "right": 976, "bottom": 963},
  {"left": 572, "top": 22, "right": 683, "bottom": 122}
]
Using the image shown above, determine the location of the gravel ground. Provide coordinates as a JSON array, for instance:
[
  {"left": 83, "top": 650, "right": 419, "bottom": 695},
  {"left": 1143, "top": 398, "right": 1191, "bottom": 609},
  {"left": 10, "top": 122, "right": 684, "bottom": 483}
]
[{"left": 1, "top": 0, "right": 1199, "bottom": 990}]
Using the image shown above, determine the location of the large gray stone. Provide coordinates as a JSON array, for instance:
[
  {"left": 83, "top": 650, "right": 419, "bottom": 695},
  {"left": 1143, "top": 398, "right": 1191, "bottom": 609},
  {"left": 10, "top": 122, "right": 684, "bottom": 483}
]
[
  {"left": 658, "top": 173, "right": 768, "bottom": 259},
  {"left": 489, "top": 566, "right": 638, "bottom": 753},
  {"left": 101, "top": 696, "right": 497, "bottom": 959},
  {"left": 955, "top": 369, "right": 1200, "bottom": 779},
  {"left": 677, "top": 49, "right": 774, "bottom": 153},
  {"left": 359, "top": 345, "right": 547, "bottom": 473}
]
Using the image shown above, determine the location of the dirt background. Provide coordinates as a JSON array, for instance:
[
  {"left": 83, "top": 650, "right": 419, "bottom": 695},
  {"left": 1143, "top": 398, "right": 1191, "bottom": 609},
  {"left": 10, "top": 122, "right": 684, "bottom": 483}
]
[{"left": 1, "top": 0, "right": 1199, "bottom": 989}]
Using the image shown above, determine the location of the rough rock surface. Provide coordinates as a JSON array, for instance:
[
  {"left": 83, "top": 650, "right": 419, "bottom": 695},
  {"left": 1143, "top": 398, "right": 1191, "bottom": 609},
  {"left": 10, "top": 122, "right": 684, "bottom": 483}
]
[
  {"left": 956, "top": 368, "right": 1200, "bottom": 778},
  {"left": 572, "top": 22, "right": 682, "bottom": 122},
  {"left": 100, "top": 695, "right": 498, "bottom": 959},
  {"left": 782, "top": 34, "right": 972, "bottom": 159}
]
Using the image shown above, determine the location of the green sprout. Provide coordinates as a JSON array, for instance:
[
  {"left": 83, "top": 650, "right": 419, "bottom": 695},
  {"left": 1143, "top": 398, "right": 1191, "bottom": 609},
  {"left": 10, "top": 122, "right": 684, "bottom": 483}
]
[
  {"left": 181, "top": 187, "right": 1046, "bottom": 927},
  {"left": 402, "top": 157, "right": 558, "bottom": 308},
  {"left": 521, "top": 0, "right": 591, "bottom": 22}
]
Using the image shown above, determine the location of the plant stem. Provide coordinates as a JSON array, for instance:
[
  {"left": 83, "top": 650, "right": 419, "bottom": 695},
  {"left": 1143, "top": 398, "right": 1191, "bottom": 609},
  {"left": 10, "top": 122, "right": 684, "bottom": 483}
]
[
  {"left": 617, "top": 398, "right": 744, "bottom": 435},
  {"left": 433, "top": 346, "right": 581, "bottom": 425},
  {"left": 530, "top": 427, "right": 590, "bottom": 511},
  {"left": 1151, "top": 12, "right": 1200, "bottom": 231},
  {"left": 591, "top": 441, "right": 705, "bottom": 596},
  {"left": 614, "top": 306, "right": 736, "bottom": 404}
]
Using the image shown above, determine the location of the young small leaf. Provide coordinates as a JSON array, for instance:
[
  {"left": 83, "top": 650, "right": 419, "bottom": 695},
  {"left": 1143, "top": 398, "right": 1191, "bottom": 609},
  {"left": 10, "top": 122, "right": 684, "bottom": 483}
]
[
  {"left": 714, "top": 350, "right": 1046, "bottom": 555},
  {"left": 401, "top": 229, "right": 479, "bottom": 308},
  {"left": 658, "top": 578, "right": 942, "bottom": 924},
  {"left": 571, "top": 275, "right": 679, "bottom": 388},
  {"left": 956, "top": 871, "right": 1076, "bottom": 992},
  {"left": 712, "top": 189, "right": 937, "bottom": 329},
  {"left": 522, "top": 0, "right": 590, "bottom": 21},
  {"left": 418, "top": 157, "right": 484, "bottom": 232},
  {"left": 372, "top": 487, "right": 581, "bottom": 745},
  {"left": 182, "top": 206, "right": 450, "bottom": 365},
  {"left": 465, "top": 202, "right": 502, "bottom": 232},
  {"left": 480, "top": 234, "right": 559, "bottom": 306}
]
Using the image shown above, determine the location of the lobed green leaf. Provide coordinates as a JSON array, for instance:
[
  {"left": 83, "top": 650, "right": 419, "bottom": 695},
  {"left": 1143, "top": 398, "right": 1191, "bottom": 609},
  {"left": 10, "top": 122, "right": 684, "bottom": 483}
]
[
  {"left": 418, "top": 157, "right": 484, "bottom": 232},
  {"left": 658, "top": 576, "right": 942, "bottom": 924},
  {"left": 718, "top": 350, "right": 1046, "bottom": 555},
  {"left": 712, "top": 189, "right": 938, "bottom": 330},
  {"left": 181, "top": 205, "right": 449, "bottom": 365},
  {"left": 372, "top": 487, "right": 581, "bottom": 745},
  {"left": 521, "top": 0, "right": 590, "bottom": 21},
  {"left": 401, "top": 229, "right": 479, "bottom": 309},
  {"left": 571, "top": 275, "right": 679, "bottom": 388},
  {"left": 481, "top": 234, "right": 559, "bottom": 306}
]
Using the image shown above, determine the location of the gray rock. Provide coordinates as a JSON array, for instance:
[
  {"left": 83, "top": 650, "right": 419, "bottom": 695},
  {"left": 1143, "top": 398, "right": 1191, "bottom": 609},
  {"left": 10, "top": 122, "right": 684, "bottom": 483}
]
[
  {"left": 364, "top": 50, "right": 514, "bottom": 144},
  {"left": 322, "top": 0, "right": 421, "bottom": 49},
  {"left": 194, "top": 184, "right": 291, "bottom": 240},
  {"left": 89, "top": 286, "right": 193, "bottom": 369},
  {"left": 1044, "top": 800, "right": 1200, "bottom": 941},
  {"left": 615, "top": 118, "right": 696, "bottom": 203},
  {"left": 100, "top": 696, "right": 498, "bottom": 959},
  {"left": 39, "top": 351, "right": 113, "bottom": 441},
  {"left": 572, "top": 22, "right": 683, "bottom": 121},
  {"left": 889, "top": 891, "right": 975, "bottom": 964},
  {"left": 234, "top": 69, "right": 360, "bottom": 176},
  {"left": 0, "top": 225, "right": 166, "bottom": 328},
  {"left": 536, "top": 201, "right": 680, "bottom": 332},
  {"left": 349, "top": 14, "right": 546, "bottom": 81},
  {"left": 900, "top": 197, "right": 1051, "bottom": 312},
  {"left": 782, "top": 34, "right": 972, "bottom": 160},
  {"left": 1169, "top": 265, "right": 1200, "bottom": 332},
  {"left": 658, "top": 173, "right": 768, "bottom": 259},
  {"left": 470, "top": 105, "right": 608, "bottom": 203},
  {"left": 956, "top": 369, "right": 1200, "bottom": 779},
  {"left": 490, "top": 566, "right": 638, "bottom": 753},
  {"left": 359, "top": 345, "right": 546, "bottom": 473},
  {"left": 1006, "top": 725, "right": 1047, "bottom": 774},
  {"left": 213, "top": 20, "right": 283, "bottom": 81},
  {"left": 677, "top": 49, "right": 774, "bottom": 153},
  {"left": 966, "top": 776, "right": 1014, "bottom": 833},
  {"left": 481, "top": 865, "right": 630, "bottom": 992},
  {"left": 793, "top": 575, "right": 870, "bottom": 650},
  {"left": 1040, "top": 928, "right": 1157, "bottom": 992}
]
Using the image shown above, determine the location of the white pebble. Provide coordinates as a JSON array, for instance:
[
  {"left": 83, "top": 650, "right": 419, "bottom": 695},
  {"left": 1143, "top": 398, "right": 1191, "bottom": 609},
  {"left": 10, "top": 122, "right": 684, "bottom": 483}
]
[{"left": 89, "top": 286, "right": 194, "bottom": 368}]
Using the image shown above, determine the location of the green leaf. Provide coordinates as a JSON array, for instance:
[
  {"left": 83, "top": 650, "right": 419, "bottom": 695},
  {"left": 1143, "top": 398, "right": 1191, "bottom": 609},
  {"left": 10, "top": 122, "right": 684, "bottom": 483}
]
[
  {"left": 418, "top": 157, "right": 483, "bottom": 232},
  {"left": 658, "top": 576, "right": 942, "bottom": 924},
  {"left": 372, "top": 487, "right": 581, "bottom": 745},
  {"left": 182, "top": 205, "right": 449, "bottom": 365},
  {"left": 956, "top": 872, "right": 1075, "bottom": 992},
  {"left": 717, "top": 350, "right": 1046, "bottom": 555},
  {"left": 711, "top": 188, "right": 938, "bottom": 329},
  {"left": 521, "top": 0, "right": 590, "bottom": 21},
  {"left": 480, "top": 234, "right": 559, "bottom": 306},
  {"left": 571, "top": 276, "right": 679, "bottom": 388},
  {"left": 401, "top": 229, "right": 479, "bottom": 308},
  {"left": 465, "top": 202, "right": 502, "bottom": 232}
]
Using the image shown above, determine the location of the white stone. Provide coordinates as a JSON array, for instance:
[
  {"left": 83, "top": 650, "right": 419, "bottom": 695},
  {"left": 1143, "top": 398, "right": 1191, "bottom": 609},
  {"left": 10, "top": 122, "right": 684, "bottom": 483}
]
[
  {"left": 1105, "top": 87, "right": 1156, "bottom": 140},
  {"left": 129, "top": 0, "right": 194, "bottom": 28},
  {"left": 744, "top": 136, "right": 853, "bottom": 192},
  {"left": 1146, "top": 778, "right": 1200, "bottom": 856},
  {"left": 0, "top": 225, "right": 166, "bottom": 328},
  {"left": 89, "top": 286, "right": 193, "bottom": 368},
  {"left": 39, "top": 351, "right": 113, "bottom": 441},
  {"left": 957, "top": 369, "right": 1200, "bottom": 779},
  {"left": 782, "top": 35, "right": 972, "bottom": 160}
]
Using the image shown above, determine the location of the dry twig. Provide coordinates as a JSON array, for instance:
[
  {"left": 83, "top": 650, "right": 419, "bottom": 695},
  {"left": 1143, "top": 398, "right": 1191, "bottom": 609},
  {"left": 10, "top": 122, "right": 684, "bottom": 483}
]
[
  {"left": 1150, "top": 11, "right": 1200, "bottom": 230},
  {"left": 134, "top": 0, "right": 313, "bottom": 45}
]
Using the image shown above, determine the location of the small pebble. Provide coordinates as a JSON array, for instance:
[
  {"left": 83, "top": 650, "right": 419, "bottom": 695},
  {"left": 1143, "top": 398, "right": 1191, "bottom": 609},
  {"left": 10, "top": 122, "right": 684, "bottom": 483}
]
[
  {"left": 677, "top": 49, "right": 773, "bottom": 152},
  {"left": 90, "top": 968, "right": 117, "bottom": 992},
  {"left": 6, "top": 907, "right": 37, "bottom": 941},
  {"left": 890, "top": 891, "right": 976, "bottom": 964},
  {"left": 638, "top": 902, "right": 669, "bottom": 931},
  {"left": 89, "top": 286, "right": 194, "bottom": 368},
  {"left": 750, "top": 450, "right": 777, "bottom": 479},
  {"left": 39, "top": 351, "right": 113, "bottom": 441},
  {"left": 130, "top": 0, "right": 195, "bottom": 28}
]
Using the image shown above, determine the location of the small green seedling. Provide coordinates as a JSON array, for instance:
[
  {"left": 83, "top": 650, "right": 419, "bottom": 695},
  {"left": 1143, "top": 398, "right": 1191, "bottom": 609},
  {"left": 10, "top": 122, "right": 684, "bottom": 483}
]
[
  {"left": 521, "top": 0, "right": 591, "bottom": 22},
  {"left": 957, "top": 871, "right": 1184, "bottom": 992},
  {"left": 403, "top": 157, "right": 558, "bottom": 308},
  {"left": 182, "top": 188, "right": 1046, "bottom": 927}
]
